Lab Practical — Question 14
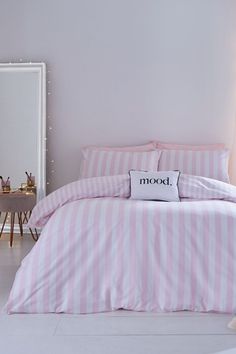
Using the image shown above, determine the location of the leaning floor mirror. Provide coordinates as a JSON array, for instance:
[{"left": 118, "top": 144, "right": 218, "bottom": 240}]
[{"left": 0, "top": 62, "right": 46, "bottom": 201}]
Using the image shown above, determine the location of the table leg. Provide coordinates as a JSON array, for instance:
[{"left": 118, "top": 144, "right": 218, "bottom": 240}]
[
  {"left": 18, "top": 212, "right": 23, "bottom": 237},
  {"left": 0, "top": 212, "right": 8, "bottom": 238},
  {"left": 23, "top": 211, "right": 38, "bottom": 241},
  {"left": 10, "top": 212, "right": 15, "bottom": 247},
  {"left": 29, "top": 228, "right": 39, "bottom": 241},
  {"left": 22, "top": 212, "right": 28, "bottom": 224}
]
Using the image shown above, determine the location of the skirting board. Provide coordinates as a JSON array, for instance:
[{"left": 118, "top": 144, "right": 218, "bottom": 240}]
[{"left": 0, "top": 223, "right": 36, "bottom": 235}]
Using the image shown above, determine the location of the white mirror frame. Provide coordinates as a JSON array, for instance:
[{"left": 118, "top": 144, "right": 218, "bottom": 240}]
[{"left": 0, "top": 62, "right": 46, "bottom": 201}]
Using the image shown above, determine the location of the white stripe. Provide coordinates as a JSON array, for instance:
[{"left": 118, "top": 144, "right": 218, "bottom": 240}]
[
  {"left": 171, "top": 203, "right": 180, "bottom": 310},
  {"left": 206, "top": 206, "right": 216, "bottom": 309},
  {"left": 158, "top": 204, "right": 168, "bottom": 309}
]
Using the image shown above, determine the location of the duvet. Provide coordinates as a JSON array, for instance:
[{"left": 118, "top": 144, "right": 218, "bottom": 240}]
[{"left": 4, "top": 174, "right": 236, "bottom": 314}]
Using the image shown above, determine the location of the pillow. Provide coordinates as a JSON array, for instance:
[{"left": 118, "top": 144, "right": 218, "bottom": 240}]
[
  {"left": 130, "top": 170, "right": 180, "bottom": 202},
  {"left": 155, "top": 141, "right": 225, "bottom": 151},
  {"left": 158, "top": 149, "right": 230, "bottom": 182},
  {"left": 80, "top": 150, "right": 161, "bottom": 178}
]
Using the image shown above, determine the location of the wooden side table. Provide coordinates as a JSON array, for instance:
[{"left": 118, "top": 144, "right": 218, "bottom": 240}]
[{"left": 0, "top": 191, "right": 38, "bottom": 247}]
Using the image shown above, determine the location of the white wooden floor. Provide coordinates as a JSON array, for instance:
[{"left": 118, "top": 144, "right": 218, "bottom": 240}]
[{"left": 1, "top": 234, "right": 236, "bottom": 354}]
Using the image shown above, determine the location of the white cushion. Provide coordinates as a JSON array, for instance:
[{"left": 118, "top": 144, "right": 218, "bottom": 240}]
[{"left": 130, "top": 170, "right": 180, "bottom": 202}]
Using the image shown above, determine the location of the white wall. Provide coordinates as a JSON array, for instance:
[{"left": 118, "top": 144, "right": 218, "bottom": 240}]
[{"left": 1, "top": 0, "right": 236, "bottom": 191}]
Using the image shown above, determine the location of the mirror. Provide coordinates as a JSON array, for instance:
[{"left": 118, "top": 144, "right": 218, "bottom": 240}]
[{"left": 0, "top": 63, "right": 46, "bottom": 201}]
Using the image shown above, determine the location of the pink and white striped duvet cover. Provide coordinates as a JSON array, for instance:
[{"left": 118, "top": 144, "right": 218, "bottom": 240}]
[{"left": 4, "top": 174, "right": 236, "bottom": 314}]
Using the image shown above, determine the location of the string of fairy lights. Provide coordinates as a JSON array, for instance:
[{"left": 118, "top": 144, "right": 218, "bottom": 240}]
[
  {"left": 11, "top": 60, "right": 55, "bottom": 188},
  {"left": 46, "top": 67, "right": 54, "bottom": 189}
]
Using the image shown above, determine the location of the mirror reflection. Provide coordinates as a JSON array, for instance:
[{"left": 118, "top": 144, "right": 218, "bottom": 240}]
[{"left": 0, "top": 63, "right": 46, "bottom": 201}]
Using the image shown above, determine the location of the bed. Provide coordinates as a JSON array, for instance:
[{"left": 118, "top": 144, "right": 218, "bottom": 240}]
[{"left": 3, "top": 170, "right": 236, "bottom": 314}]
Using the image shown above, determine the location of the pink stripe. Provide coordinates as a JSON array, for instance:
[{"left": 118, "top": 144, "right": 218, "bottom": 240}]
[
  {"left": 182, "top": 152, "right": 190, "bottom": 182},
  {"left": 113, "top": 201, "right": 125, "bottom": 308},
  {"left": 99, "top": 151, "right": 108, "bottom": 176},
  {"left": 127, "top": 202, "right": 137, "bottom": 308},
  {"left": 152, "top": 206, "right": 161, "bottom": 310},
  {"left": 92, "top": 199, "right": 104, "bottom": 313},
  {"left": 201, "top": 208, "right": 210, "bottom": 310},
  {"left": 91, "top": 150, "right": 100, "bottom": 177},
  {"left": 136, "top": 151, "right": 143, "bottom": 170},
  {"left": 102, "top": 199, "right": 114, "bottom": 309},
  {"left": 209, "top": 151, "right": 215, "bottom": 180},
  {"left": 116, "top": 153, "right": 127, "bottom": 174},
  {"left": 66, "top": 203, "right": 85, "bottom": 312},
  {"left": 140, "top": 203, "right": 149, "bottom": 308},
  {"left": 109, "top": 151, "right": 116, "bottom": 175},
  {"left": 41, "top": 220, "right": 55, "bottom": 312},
  {"left": 199, "top": 151, "right": 204, "bottom": 178},
  {"left": 191, "top": 150, "right": 197, "bottom": 176},
  {"left": 28, "top": 236, "right": 47, "bottom": 312},
  {"left": 213, "top": 211, "right": 222, "bottom": 310}
]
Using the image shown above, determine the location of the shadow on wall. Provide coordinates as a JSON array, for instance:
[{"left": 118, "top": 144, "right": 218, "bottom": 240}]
[
  {"left": 229, "top": 147, "right": 236, "bottom": 186},
  {"left": 229, "top": 116, "right": 236, "bottom": 185}
]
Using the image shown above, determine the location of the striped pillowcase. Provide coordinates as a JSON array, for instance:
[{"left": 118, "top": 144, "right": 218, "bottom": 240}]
[
  {"left": 80, "top": 149, "right": 161, "bottom": 178},
  {"left": 158, "top": 149, "right": 230, "bottom": 182}
]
